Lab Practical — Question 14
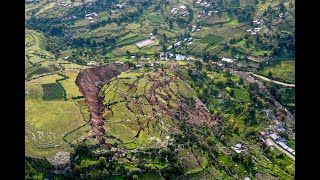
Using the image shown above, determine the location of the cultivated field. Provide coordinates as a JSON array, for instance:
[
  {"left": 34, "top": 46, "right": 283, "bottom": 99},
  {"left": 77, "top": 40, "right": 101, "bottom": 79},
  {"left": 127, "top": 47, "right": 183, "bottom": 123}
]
[{"left": 25, "top": 74, "right": 86, "bottom": 158}]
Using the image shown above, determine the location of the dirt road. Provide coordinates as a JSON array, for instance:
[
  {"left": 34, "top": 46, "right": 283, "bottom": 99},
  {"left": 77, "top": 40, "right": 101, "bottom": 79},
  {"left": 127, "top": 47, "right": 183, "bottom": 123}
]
[
  {"left": 249, "top": 72, "right": 295, "bottom": 87},
  {"left": 266, "top": 138, "right": 295, "bottom": 161}
]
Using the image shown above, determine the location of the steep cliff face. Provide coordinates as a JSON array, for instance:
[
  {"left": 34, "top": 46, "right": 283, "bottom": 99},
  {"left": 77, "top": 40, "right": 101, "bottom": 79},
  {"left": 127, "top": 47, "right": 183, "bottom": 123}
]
[{"left": 75, "top": 64, "right": 129, "bottom": 144}]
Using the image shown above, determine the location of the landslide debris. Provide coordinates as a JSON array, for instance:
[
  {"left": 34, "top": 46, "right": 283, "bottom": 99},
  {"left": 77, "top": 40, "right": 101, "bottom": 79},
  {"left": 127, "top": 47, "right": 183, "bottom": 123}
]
[{"left": 75, "top": 64, "right": 129, "bottom": 144}]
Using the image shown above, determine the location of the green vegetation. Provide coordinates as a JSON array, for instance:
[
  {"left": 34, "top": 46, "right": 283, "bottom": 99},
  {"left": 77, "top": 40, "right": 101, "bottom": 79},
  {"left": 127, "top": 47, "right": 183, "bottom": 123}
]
[
  {"left": 60, "top": 71, "right": 83, "bottom": 99},
  {"left": 42, "top": 83, "right": 64, "bottom": 100},
  {"left": 25, "top": 0, "right": 295, "bottom": 178},
  {"left": 201, "top": 35, "right": 224, "bottom": 45},
  {"left": 260, "top": 60, "right": 295, "bottom": 83}
]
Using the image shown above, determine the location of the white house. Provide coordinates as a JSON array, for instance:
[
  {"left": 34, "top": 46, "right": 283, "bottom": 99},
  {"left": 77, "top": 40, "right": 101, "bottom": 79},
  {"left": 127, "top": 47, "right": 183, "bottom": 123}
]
[
  {"left": 270, "top": 133, "right": 279, "bottom": 141},
  {"left": 221, "top": 57, "right": 234, "bottom": 63}
]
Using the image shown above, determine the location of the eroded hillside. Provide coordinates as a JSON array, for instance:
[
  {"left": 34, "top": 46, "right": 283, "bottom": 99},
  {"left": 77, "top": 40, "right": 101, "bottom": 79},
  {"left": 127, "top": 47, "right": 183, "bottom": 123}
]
[{"left": 75, "top": 64, "right": 129, "bottom": 144}]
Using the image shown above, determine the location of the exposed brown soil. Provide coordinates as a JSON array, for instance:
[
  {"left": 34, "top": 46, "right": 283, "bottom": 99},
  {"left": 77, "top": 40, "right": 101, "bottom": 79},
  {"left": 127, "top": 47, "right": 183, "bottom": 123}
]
[{"left": 75, "top": 64, "right": 129, "bottom": 144}]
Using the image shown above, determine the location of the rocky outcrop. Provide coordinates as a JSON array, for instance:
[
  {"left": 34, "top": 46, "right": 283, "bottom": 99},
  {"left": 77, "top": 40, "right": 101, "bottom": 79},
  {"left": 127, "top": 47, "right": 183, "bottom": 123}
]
[
  {"left": 75, "top": 64, "right": 129, "bottom": 144},
  {"left": 48, "top": 151, "right": 70, "bottom": 174}
]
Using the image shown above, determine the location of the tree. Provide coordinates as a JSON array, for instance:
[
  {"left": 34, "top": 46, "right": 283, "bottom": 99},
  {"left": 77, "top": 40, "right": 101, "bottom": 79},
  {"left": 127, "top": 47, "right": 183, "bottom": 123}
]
[
  {"left": 99, "top": 157, "right": 106, "bottom": 167},
  {"left": 101, "top": 46, "right": 107, "bottom": 55},
  {"left": 152, "top": 27, "right": 158, "bottom": 35},
  {"left": 229, "top": 89, "right": 235, "bottom": 97},
  {"left": 242, "top": 153, "right": 253, "bottom": 168},
  {"left": 216, "top": 81, "right": 224, "bottom": 89},
  {"left": 202, "top": 52, "right": 210, "bottom": 62},
  {"left": 206, "top": 137, "right": 215, "bottom": 146},
  {"left": 194, "top": 60, "right": 203, "bottom": 71},
  {"left": 268, "top": 71, "right": 273, "bottom": 77},
  {"left": 279, "top": 113, "right": 286, "bottom": 123},
  {"left": 126, "top": 50, "right": 131, "bottom": 58},
  {"left": 239, "top": 77, "right": 244, "bottom": 85},
  {"left": 101, "top": 169, "right": 110, "bottom": 177},
  {"left": 132, "top": 174, "right": 139, "bottom": 180}
]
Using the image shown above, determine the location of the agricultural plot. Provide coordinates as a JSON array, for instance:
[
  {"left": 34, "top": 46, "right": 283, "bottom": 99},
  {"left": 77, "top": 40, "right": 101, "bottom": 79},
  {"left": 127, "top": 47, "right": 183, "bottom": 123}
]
[
  {"left": 35, "top": 2, "right": 56, "bottom": 16},
  {"left": 260, "top": 60, "right": 295, "bottom": 83},
  {"left": 188, "top": 41, "right": 210, "bottom": 55},
  {"left": 202, "top": 14, "right": 229, "bottom": 25},
  {"left": 232, "top": 88, "right": 250, "bottom": 102},
  {"left": 200, "top": 34, "right": 224, "bottom": 45},
  {"left": 111, "top": 45, "right": 139, "bottom": 56},
  {"left": 193, "top": 26, "right": 242, "bottom": 39},
  {"left": 149, "top": 13, "right": 165, "bottom": 23},
  {"left": 60, "top": 63, "right": 89, "bottom": 70},
  {"left": 125, "top": 23, "right": 141, "bottom": 31},
  {"left": 178, "top": 146, "right": 208, "bottom": 175},
  {"left": 25, "top": 74, "right": 86, "bottom": 158},
  {"left": 78, "top": 23, "right": 123, "bottom": 39},
  {"left": 42, "top": 83, "right": 64, "bottom": 100},
  {"left": 60, "top": 71, "right": 83, "bottom": 99},
  {"left": 26, "top": 61, "right": 61, "bottom": 79},
  {"left": 139, "top": 44, "right": 159, "bottom": 54},
  {"left": 158, "top": 29, "right": 177, "bottom": 39},
  {"left": 117, "top": 34, "right": 147, "bottom": 47},
  {"left": 240, "top": 0, "right": 256, "bottom": 6}
]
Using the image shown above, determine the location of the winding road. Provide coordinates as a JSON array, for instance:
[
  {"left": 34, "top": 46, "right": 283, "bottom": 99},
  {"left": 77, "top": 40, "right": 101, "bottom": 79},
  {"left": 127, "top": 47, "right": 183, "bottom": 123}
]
[{"left": 248, "top": 72, "right": 295, "bottom": 87}]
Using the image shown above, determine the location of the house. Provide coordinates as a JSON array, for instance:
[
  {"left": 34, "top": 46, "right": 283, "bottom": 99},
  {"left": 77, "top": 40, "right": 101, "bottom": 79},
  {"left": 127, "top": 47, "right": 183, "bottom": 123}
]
[
  {"left": 247, "top": 29, "right": 252, "bottom": 32},
  {"left": 270, "top": 133, "right": 279, "bottom": 141},
  {"left": 277, "top": 141, "right": 289, "bottom": 150},
  {"left": 235, "top": 143, "right": 242, "bottom": 149},
  {"left": 87, "top": 61, "right": 96, "bottom": 66},
  {"left": 187, "top": 42, "right": 193, "bottom": 45},
  {"left": 260, "top": 137, "right": 266, "bottom": 143},
  {"left": 259, "top": 131, "right": 266, "bottom": 136},
  {"left": 180, "top": 5, "right": 186, "bottom": 9},
  {"left": 287, "top": 148, "right": 294, "bottom": 154},
  {"left": 244, "top": 177, "right": 250, "bottom": 180},
  {"left": 277, "top": 125, "right": 286, "bottom": 132},
  {"left": 221, "top": 57, "right": 234, "bottom": 63}
]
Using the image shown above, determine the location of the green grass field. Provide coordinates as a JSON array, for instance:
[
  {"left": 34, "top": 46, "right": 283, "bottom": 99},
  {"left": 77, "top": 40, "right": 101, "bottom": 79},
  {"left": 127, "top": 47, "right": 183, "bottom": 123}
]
[
  {"left": 60, "top": 71, "right": 83, "bottom": 99},
  {"left": 111, "top": 45, "right": 139, "bottom": 56},
  {"left": 25, "top": 74, "right": 86, "bottom": 158},
  {"left": 42, "top": 83, "right": 64, "bottom": 100},
  {"left": 232, "top": 88, "right": 250, "bottom": 102},
  {"left": 261, "top": 60, "right": 295, "bottom": 83},
  {"left": 202, "top": 14, "right": 229, "bottom": 25},
  {"left": 200, "top": 34, "right": 224, "bottom": 45},
  {"left": 149, "top": 13, "right": 165, "bottom": 23}
]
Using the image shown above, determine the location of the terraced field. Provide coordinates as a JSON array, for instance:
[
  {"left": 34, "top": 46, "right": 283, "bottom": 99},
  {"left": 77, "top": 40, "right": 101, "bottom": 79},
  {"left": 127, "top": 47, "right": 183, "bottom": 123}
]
[
  {"left": 25, "top": 74, "right": 87, "bottom": 158},
  {"left": 99, "top": 69, "right": 214, "bottom": 151}
]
